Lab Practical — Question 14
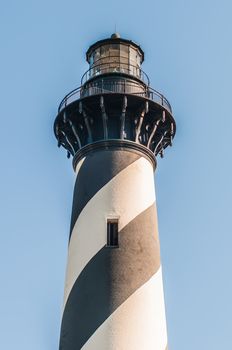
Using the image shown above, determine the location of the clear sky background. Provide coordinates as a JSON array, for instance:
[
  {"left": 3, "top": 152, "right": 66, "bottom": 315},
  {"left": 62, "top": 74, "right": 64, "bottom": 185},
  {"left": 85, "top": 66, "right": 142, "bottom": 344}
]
[{"left": 0, "top": 0, "right": 231, "bottom": 349}]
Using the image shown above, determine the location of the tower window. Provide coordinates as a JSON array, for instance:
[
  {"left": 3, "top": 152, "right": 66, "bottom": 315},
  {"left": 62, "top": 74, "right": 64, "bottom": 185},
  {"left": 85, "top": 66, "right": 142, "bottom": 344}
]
[{"left": 107, "top": 220, "right": 119, "bottom": 247}]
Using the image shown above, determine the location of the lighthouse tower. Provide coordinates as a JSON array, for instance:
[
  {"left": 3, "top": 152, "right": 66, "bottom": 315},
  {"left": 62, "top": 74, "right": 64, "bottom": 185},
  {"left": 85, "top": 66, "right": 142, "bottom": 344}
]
[{"left": 54, "top": 33, "right": 175, "bottom": 350}]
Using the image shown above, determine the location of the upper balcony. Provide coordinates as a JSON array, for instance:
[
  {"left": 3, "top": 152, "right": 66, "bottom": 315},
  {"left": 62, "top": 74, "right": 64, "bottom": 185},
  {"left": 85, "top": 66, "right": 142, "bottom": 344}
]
[
  {"left": 58, "top": 79, "right": 172, "bottom": 114},
  {"left": 81, "top": 61, "right": 150, "bottom": 86}
]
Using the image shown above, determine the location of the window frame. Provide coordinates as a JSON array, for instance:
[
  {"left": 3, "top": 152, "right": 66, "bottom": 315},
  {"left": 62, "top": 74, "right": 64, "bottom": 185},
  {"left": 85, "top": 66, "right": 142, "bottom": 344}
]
[{"left": 106, "top": 219, "right": 119, "bottom": 248}]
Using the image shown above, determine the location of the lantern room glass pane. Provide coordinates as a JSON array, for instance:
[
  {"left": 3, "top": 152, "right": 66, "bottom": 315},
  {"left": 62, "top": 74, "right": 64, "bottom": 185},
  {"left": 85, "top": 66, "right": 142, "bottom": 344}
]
[
  {"left": 120, "top": 44, "right": 129, "bottom": 57},
  {"left": 137, "top": 52, "right": 142, "bottom": 65},
  {"left": 130, "top": 47, "right": 137, "bottom": 64},
  {"left": 87, "top": 42, "right": 143, "bottom": 81},
  {"left": 89, "top": 54, "right": 94, "bottom": 66},
  {"left": 100, "top": 44, "right": 110, "bottom": 57},
  {"left": 93, "top": 48, "right": 101, "bottom": 63},
  {"left": 109, "top": 43, "right": 120, "bottom": 57}
]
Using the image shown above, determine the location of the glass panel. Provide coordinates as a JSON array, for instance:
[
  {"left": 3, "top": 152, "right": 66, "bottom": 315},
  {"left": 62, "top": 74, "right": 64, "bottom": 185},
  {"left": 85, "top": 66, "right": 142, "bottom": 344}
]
[
  {"left": 130, "top": 47, "right": 137, "bottom": 63},
  {"left": 137, "top": 52, "right": 142, "bottom": 65},
  {"left": 110, "top": 56, "right": 120, "bottom": 64},
  {"left": 129, "top": 65, "right": 136, "bottom": 76},
  {"left": 92, "top": 64, "right": 101, "bottom": 76},
  {"left": 110, "top": 43, "right": 120, "bottom": 50},
  {"left": 88, "top": 43, "right": 142, "bottom": 79},
  {"left": 120, "top": 44, "right": 129, "bottom": 55},
  {"left": 120, "top": 56, "right": 128, "bottom": 64},
  {"left": 109, "top": 43, "right": 120, "bottom": 58},
  {"left": 129, "top": 64, "right": 141, "bottom": 78},
  {"left": 96, "top": 57, "right": 110, "bottom": 72},
  {"left": 93, "top": 48, "right": 101, "bottom": 64},
  {"left": 89, "top": 54, "right": 94, "bottom": 65},
  {"left": 100, "top": 44, "right": 110, "bottom": 57},
  {"left": 120, "top": 63, "right": 129, "bottom": 74}
]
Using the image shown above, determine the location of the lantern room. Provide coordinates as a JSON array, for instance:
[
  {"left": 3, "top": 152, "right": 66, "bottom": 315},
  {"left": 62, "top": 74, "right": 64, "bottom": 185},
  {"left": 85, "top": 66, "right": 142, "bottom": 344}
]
[{"left": 82, "top": 33, "right": 147, "bottom": 85}]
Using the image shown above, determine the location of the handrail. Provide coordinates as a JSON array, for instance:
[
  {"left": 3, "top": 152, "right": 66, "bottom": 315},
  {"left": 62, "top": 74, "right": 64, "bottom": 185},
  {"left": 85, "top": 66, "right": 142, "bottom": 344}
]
[
  {"left": 58, "top": 83, "right": 172, "bottom": 113},
  {"left": 58, "top": 86, "right": 82, "bottom": 111},
  {"left": 81, "top": 62, "right": 150, "bottom": 86},
  {"left": 148, "top": 87, "right": 172, "bottom": 112}
]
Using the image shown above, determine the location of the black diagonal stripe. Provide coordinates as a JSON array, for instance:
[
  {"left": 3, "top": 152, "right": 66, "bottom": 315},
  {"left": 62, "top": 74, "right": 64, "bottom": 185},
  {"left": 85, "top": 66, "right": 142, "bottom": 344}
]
[
  {"left": 69, "top": 150, "right": 140, "bottom": 237},
  {"left": 60, "top": 205, "right": 160, "bottom": 350}
]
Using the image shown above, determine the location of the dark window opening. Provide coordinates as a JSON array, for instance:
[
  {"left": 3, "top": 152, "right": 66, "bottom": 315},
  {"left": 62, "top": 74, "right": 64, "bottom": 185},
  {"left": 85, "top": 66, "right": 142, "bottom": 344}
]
[{"left": 107, "top": 220, "right": 119, "bottom": 247}]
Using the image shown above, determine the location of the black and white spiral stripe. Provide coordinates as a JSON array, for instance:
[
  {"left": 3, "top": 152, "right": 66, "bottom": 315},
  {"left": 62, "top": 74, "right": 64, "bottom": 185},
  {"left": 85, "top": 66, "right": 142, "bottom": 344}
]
[{"left": 59, "top": 148, "right": 168, "bottom": 350}]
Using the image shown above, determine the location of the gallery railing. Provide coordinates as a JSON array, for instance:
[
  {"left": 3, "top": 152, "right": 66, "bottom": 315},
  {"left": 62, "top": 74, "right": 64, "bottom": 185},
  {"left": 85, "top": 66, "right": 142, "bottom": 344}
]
[
  {"left": 58, "top": 81, "right": 172, "bottom": 113},
  {"left": 81, "top": 62, "right": 150, "bottom": 86}
]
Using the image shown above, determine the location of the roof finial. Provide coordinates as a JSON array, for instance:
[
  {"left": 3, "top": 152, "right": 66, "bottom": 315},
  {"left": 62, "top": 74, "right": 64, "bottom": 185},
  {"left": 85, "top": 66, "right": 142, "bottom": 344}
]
[{"left": 111, "top": 31, "right": 120, "bottom": 39}]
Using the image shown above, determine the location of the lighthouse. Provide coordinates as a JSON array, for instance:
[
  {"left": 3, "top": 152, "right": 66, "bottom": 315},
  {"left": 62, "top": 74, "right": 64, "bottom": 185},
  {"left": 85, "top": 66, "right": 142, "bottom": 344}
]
[{"left": 54, "top": 33, "right": 176, "bottom": 350}]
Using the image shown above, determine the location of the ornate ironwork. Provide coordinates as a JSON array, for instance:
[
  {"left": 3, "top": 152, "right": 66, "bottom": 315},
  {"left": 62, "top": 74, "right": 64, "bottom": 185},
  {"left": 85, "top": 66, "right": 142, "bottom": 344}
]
[{"left": 54, "top": 35, "right": 176, "bottom": 160}]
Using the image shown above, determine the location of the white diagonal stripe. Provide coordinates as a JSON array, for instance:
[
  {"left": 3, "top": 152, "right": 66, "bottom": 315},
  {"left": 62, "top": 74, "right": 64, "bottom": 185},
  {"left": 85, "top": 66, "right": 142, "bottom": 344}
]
[
  {"left": 63, "top": 156, "right": 156, "bottom": 308},
  {"left": 74, "top": 156, "right": 86, "bottom": 173},
  {"left": 82, "top": 267, "right": 167, "bottom": 350}
]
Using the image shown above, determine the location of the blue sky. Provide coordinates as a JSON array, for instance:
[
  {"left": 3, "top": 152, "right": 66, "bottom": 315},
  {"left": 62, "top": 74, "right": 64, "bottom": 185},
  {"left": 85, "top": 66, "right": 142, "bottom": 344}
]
[{"left": 0, "top": 0, "right": 231, "bottom": 349}]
